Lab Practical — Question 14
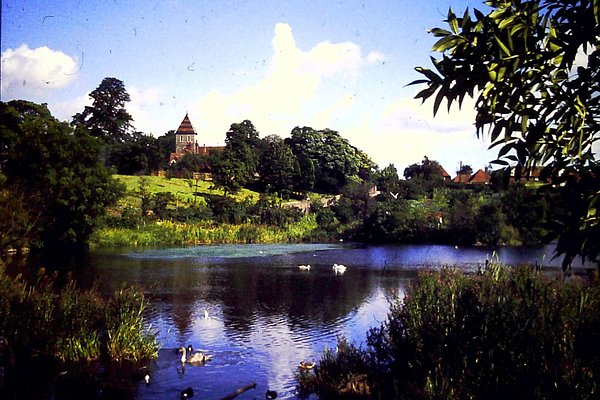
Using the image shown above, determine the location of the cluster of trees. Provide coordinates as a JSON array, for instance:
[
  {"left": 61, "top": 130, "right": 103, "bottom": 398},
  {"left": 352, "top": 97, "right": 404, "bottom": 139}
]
[
  {"left": 71, "top": 77, "right": 375, "bottom": 200},
  {"left": 2, "top": 0, "right": 599, "bottom": 270},
  {"left": 72, "top": 77, "right": 175, "bottom": 174},
  {"left": 0, "top": 101, "right": 123, "bottom": 251},
  {"left": 210, "top": 122, "right": 375, "bottom": 197}
]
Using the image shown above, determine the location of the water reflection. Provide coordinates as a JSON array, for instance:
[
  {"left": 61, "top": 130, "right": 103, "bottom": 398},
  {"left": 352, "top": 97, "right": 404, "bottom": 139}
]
[{"left": 11, "top": 242, "right": 572, "bottom": 399}]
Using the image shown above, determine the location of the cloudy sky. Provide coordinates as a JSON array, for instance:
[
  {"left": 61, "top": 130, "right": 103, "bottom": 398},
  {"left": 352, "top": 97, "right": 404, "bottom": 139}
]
[{"left": 1, "top": 0, "right": 498, "bottom": 174}]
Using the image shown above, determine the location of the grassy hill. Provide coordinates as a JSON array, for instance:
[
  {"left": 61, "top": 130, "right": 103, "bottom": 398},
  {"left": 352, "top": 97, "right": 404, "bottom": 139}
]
[{"left": 114, "top": 174, "right": 260, "bottom": 208}]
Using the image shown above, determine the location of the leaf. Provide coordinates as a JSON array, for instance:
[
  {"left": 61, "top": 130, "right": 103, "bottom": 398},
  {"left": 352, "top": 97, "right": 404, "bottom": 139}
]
[
  {"left": 490, "top": 159, "right": 509, "bottom": 166},
  {"left": 495, "top": 35, "right": 512, "bottom": 57},
  {"left": 433, "top": 86, "right": 447, "bottom": 116},
  {"left": 429, "top": 27, "right": 452, "bottom": 37},
  {"left": 406, "top": 79, "right": 430, "bottom": 87},
  {"left": 447, "top": 8, "right": 459, "bottom": 34},
  {"left": 415, "top": 67, "right": 442, "bottom": 84},
  {"left": 432, "top": 35, "right": 460, "bottom": 52},
  {"left": 498, "top": 15, "right": 516, "bottom": 30}
]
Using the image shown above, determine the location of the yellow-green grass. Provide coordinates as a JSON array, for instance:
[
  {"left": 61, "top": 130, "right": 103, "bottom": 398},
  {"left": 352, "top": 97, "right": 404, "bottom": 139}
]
[
  {"left": 91, "top": 215, "right": 319, "bottom": 248},
  {"left": 113, "top": 174, "right": 260, "bottom": 208}
]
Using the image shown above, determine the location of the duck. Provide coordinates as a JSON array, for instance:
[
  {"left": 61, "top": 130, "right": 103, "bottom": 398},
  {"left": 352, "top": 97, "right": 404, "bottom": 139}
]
[
  {"left": 298, "top": 361, "right": 315, "bottom": 370},
  {"left": 179, "top": 345, "right": 212, "bottom": 364},
  {"left": 332, "top": 263, "right": 346, "bottom": 274},
  {"left": 265, "top": 389, "right": 278, "bottom": 399},
  {"left": 298, "top": 264, "right": 311, "bottom": 271},
  {"left": 180, "top": 386, "right": 194, "bottom": 399}
]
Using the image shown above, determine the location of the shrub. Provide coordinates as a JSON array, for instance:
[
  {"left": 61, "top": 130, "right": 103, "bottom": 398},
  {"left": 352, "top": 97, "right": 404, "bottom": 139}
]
[
  {"left": 298, "top": 265, "right": 600, "bottom": 399},
  {"left": 0, "top": 264, "right": 158, "bottom": 365}
]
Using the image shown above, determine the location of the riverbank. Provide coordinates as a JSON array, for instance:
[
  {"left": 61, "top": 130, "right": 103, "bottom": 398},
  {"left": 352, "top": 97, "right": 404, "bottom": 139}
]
[{"left": 90, "top": 217, "right": 321, "bottom": 248}]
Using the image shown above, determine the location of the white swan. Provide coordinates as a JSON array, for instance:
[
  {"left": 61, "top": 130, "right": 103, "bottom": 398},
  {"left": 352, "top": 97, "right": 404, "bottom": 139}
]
[
  {"left": 179, "top": 346, "right": 212, "bottom": 364},
  {"left": 332, "top": 263, "right": 346, "bottom": 274},
  {"left": 298, "top": 264, "right": 311, "bottom": 271}
]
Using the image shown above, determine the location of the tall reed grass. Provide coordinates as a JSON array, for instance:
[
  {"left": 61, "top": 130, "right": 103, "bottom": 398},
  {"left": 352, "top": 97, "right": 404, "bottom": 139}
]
[
  {"left": 0, "top": 265, "right": 158, "bottom": 365},
  {"left": 297, "top": 264, "right": 600, "bottom": 399},
  {"left": 90, "top": 215, "right": 319, "bottom": 247}
]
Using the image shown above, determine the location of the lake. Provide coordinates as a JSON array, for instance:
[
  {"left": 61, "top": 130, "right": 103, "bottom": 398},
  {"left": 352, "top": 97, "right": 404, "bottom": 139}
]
[{"left": 7, "top": 243, "right": 578, "bottom": 399}]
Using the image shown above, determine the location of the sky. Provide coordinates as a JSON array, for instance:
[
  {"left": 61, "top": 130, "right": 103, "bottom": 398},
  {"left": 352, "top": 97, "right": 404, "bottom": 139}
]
[{"left": 1, "top": 0, "right": 499, "bottom": 175}]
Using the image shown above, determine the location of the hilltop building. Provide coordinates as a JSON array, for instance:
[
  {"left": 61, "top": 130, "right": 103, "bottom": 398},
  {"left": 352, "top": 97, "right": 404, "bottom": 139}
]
[{"left": 169, "top": 114, "right": 224, "bottom": 164}]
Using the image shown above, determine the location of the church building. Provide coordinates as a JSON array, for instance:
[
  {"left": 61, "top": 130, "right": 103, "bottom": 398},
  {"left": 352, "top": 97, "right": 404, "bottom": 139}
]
[{"left": 169, "top": 114, "right": 224, "bottom": 164}]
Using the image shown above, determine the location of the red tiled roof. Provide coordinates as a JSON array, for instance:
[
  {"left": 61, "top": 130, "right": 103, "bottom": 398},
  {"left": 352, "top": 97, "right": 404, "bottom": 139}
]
[
  {"left": 469, "top": 169, "right": 491, "bottom": 184},
  {"left": 176, "top": 113, "right": 197, "bottom": 135},
  {"left": 453, "top": 173, "right": 471, "bottom": 183},
  {"left": 436, "top": 165, "right": 451, "bottom": 178}
]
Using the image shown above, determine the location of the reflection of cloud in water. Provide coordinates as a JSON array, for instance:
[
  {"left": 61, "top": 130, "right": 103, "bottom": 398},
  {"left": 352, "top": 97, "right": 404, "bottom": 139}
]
[{"left": 190, "top": 305, "right": 224, "bottom": 346}]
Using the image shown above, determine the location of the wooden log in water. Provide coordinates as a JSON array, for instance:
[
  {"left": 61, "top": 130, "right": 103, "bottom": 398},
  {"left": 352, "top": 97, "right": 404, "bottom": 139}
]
[{"left": 220, "top": 382, "right": 257, "bottom": 400}]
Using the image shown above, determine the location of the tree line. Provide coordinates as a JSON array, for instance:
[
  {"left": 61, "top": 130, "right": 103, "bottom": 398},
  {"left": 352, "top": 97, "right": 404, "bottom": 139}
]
[{"left": 2, "top": 0, "right": 599, "bottom": 275}]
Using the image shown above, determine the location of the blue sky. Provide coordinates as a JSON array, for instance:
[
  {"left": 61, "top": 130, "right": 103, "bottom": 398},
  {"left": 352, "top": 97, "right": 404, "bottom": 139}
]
[{"left": 1, "top": 0, "right": 497, "bottom": 174}]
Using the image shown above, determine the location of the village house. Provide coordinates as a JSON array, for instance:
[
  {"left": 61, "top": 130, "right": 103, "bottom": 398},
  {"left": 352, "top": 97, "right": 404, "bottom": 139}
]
[{"left": 453, "top": 168, "right": 492, "bottom": 185}]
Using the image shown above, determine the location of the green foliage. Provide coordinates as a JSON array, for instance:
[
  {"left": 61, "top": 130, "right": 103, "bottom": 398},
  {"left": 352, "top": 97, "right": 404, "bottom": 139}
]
[
  {"left": 0, "top": 100, "right": 124, "bottom": 251},
  {"left": 411, "top": 0, "right": 599, "bottom": 268},
  {"left": 72, "top": 77, "right": 133, "bottom": 143},
  {"left": 286, "top": 126, "right": 376, "bottom": 194},
  {"left": 90, "top": 216, "right": 318, "bottom": 247},
  {"left": 299, "top": 266, "right": 600, "bottom": 399},
  {"left": 168, "top": 152, "right": 213, "bottom": 177},
  {"left": 212, "top": 120, "right": 260, "bottom": 195},
  {"left": 0, "top": 265, "right": 158, "bottom": 364},
  {"left": 403, "top": 156, "right": 445, "bottom": 198},
  {"left": 257, "top": 135, "right": 297, "bottom": 198},
  {"left": 105, "top": 285, "right": 159, "bottom": 363}
]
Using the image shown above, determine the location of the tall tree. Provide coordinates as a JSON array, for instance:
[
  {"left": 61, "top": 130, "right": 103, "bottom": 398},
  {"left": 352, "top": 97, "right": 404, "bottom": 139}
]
[
  {"left": 0, "top": 100, "right": 123, "bottom": 251},
  {"left": 211, "top": 120, "right": 260, "bottom": 195},
  {"left": 258, "top": 135, "right": 297, "bottom": 198},
  {"left": 411, "top": 0, "right": 599, "bottom": 268},
  {"left": 286, "top": 126, "right": 376, "bottom": 193},
  {"left": 72, "top": 77, "right": 134, "bottom": 143}
]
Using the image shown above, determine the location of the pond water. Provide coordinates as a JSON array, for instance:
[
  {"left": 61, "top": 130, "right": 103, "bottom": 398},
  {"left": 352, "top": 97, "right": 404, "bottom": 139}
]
[{"left": 7, "top": 243, "right": 580, "bottom": 399}]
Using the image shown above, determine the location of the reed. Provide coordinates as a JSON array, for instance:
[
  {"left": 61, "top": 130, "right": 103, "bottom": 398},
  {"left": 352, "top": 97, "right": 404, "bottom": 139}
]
[
  {"left": 90, "top": 215, "right": 319, "bottom": 247},
  {"left": 0, "top": 264, "right": 159, "bottom": 365},
  {"left": 298, "top": 265, "right": 600, "bottom": 399}
]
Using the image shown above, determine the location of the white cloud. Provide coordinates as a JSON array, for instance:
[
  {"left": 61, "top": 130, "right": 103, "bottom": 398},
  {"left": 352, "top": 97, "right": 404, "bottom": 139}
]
[
  {"left": 366, "top": 51, "right": 386, "bottom": 64},
  {"left": 346, "top": 94, "right": 495, "bottom": 172},
  {"left": 128, "top": 85, "right": 163, "bottom": 133},
  {"left": 1, "top": 44, "right": 79, "bottom": 100},
  {"left": 189, "top": 23, "right": 383, "bottom": 144},
  {"left": 186, "top": 23, "right": 492, "bottom": 172},
  {"left": 50, "top": 93, "right": 91, "bottom": 123}
]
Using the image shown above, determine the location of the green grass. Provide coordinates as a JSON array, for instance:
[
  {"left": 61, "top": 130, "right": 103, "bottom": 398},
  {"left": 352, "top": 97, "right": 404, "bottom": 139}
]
[
  {"left": 113, "top": 174, "right": 260, "bottom": 208},
  {"left": 0, "top": 264, "right": 159, "bottom": 365},
  {"left": 91, "top": 216, "right": 319, "bottom": 247}
]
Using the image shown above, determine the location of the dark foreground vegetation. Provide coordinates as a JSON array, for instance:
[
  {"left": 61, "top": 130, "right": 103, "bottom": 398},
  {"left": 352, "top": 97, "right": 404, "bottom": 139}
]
[
  {"left": 297, "top": 264, "right": 600, "bottom": 399},
  {"left": 0, "top": 263, "right": 158, "bottom": 397}
]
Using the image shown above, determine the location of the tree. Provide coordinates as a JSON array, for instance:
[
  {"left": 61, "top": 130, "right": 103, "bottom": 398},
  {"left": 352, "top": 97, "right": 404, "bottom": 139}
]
[
  {"left": 258, "top": 135, "right": 297, "bottom": 198},
  {"left": 286, "top": 126, "right": 376, "bottom": 193},
  {"left": 0, "top": 100, "right": 124, "bottom": 251},
  {"left": 211, "top": 120, "right": 260, "bottom": 195},
  {"left": 403, "top": 156, "right": 445, "bottom": 198},
  {"left": 375, "top": 164, "right": 401, "bottom": 193},
  {"left": 72, "top": 77, "right": 134, "bottom": 143},
  {"left": 411, "top": 1, "right": 599, "bottom": 268},
  {"left": 458, "top": 164, "right": 473, "bottom": 175}
]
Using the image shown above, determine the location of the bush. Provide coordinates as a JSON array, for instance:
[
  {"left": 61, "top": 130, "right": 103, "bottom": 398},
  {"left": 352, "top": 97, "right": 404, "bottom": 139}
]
[
  {"left": 298, "top": 265, "right": 600, "bottom": 399},
  {"left": 0, "top": 264, "right": 158, "bottom": 365}
]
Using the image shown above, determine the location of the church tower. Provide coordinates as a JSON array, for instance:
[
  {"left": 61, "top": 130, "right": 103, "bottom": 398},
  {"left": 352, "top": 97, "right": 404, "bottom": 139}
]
[{"left": 175, "top": 113, "right": 198, "bottom": 154}]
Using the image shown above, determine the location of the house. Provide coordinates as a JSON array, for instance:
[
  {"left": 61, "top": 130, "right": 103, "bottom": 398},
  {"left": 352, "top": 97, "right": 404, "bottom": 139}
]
[
  {"left": 169, "top": 114, "right": 224, "bottom": 164},
  {"left": 436, "top": 165, "right": 452, "bottom": 182},
  {"left": 453, "top": 169, "right": 491, "bottom": 185}
]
